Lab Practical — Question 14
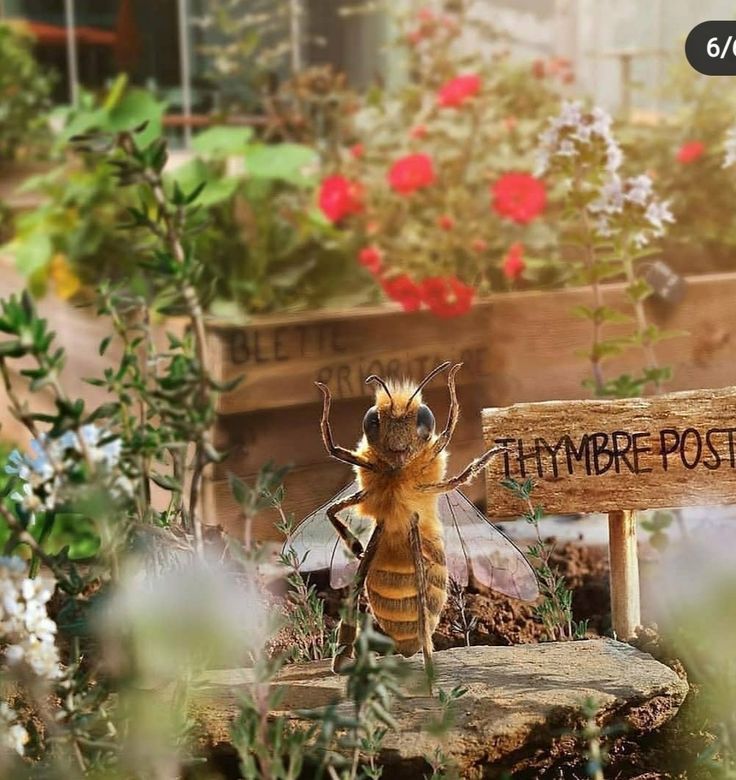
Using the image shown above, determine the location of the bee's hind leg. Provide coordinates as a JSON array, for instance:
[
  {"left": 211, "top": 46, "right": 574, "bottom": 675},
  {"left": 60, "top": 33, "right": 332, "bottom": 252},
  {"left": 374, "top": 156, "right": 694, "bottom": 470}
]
[
  {"left": 409, "top": 512, "right": 434, "bottom": 693},
  {"left": 333, "top": 523, "right": 383, "bottom": 673}
]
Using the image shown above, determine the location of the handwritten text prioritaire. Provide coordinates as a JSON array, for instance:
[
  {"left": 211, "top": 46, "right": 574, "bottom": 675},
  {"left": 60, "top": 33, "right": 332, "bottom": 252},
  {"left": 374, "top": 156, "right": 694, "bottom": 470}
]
[
  {"left": 482, "top": 389, "right": 736, "bottom": 515},
  {"left": 493, "top": 427, "right": 736, "bottom": 479}
]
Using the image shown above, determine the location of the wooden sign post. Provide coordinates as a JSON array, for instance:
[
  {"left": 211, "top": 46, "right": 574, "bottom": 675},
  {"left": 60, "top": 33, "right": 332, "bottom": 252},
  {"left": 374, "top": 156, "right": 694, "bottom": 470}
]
[{"left": 482, "top": 386, "right": 736, "bottom": 639}]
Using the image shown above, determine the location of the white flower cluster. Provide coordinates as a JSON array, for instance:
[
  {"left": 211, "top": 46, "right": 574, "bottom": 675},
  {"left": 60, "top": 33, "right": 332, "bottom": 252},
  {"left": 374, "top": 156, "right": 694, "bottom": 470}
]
[
  {"left": 724, "top": 126, "right": 736, "bottom": 168},
  {"left": 536, "top": 100, "right": 622, "bottom": 177},
  {"left": 588, "top": 173, "right": 674, "bottom": 248},
  {"left": 0, "top": 556, "right": 60, "bottom": 680},
  {"left": 7, "top": 425, "right": 128, "bottom": 523},
  {"left": 0, "top": 701, "right": 28, "bottom": 756}
]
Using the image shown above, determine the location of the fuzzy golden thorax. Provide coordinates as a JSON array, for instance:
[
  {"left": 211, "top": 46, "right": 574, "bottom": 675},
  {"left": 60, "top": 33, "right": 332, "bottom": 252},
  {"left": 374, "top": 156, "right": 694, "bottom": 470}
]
[{"left": 360, "top": 377, "right": 438, "bottom": 470}]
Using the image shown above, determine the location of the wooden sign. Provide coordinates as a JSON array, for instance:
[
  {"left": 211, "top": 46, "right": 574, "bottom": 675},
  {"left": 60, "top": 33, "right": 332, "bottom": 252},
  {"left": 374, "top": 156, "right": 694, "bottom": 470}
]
[
  {"left": 483, "top": 385, "right": 736, "bottom": 640},
  {"left": 482, "top": 386, "right": 736, "bottom": 517},
  {"left": 206, "top": 305, "right": 493, "bottom": 415}
]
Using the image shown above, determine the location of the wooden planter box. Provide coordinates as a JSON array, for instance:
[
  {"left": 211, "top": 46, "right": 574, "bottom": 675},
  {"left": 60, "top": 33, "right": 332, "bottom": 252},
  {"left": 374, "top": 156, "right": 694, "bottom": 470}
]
[{"left": 202, "top": 271, "right": 736, "bottom": 542}]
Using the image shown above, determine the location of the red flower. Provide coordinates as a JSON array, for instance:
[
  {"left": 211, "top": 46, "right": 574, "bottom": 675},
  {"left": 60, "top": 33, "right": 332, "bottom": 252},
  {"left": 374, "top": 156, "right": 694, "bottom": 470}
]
[
  {"left": 437, "top": 214, "right": 455, "bottom": 230},
  {"left": 491, "top": 172, "right": 547, "bottom": 224},
  {"left": 417, "top": 7, "right": 435, "bottom": 23},
  {"left": 358, "top": 245, "right": 383, "bottom": 275},
  {"left": 437, "top": 74, "right": 481, "bottom": 108},
  {"left": 532, "top": 59, "right": 546, "bottom": 79},
  {"left": 350, "top": 143, "right": 364, "bottom": 159},
  {"left": 677, "top": 140, "right": 705, "bottom": 164},
  {"left": 420, "top": 276, "right": 474, "bottom": 318},
  {"left": 318, "top": 175, "right": 363, "bottom": 223},
  {"left": 388, "top": 153, "right": 436, "bottom": 195},
  {"left": 382, "top": 274, "right": 423, "bottom": 312},
  {"left": 410, "top": 124, "right": 428, "bottom": 140},
  {"left": 502, "top": 242, "right": 525, "bottom": 280},
  {"left": 471, "top": 238, "right": 488, "bottom": 253}
]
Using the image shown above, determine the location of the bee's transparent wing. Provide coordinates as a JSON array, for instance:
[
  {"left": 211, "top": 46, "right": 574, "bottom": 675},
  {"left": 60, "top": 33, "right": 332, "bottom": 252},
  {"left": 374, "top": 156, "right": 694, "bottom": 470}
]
[
  {"left": 439, "top": 490, "right": 539, "bottom": 602},
  {"left": 282, "top": 480, "right": 374, "bottom": 590}
]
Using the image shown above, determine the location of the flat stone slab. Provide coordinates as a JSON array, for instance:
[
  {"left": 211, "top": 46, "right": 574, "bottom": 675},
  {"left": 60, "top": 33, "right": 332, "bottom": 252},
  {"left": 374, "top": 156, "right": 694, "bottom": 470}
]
[{"left": 194, "top": 639, "right": 687, "bottom": 777}]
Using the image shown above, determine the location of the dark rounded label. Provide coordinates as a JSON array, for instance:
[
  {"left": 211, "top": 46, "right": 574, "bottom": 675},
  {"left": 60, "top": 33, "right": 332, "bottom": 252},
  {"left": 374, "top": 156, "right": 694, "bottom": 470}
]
[{"left": 686, "top": 21, "right": 736, "bottom": 75}]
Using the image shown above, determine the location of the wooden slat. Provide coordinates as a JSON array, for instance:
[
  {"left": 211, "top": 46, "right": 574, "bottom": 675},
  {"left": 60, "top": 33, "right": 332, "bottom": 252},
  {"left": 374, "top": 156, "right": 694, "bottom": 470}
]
[
  {"left": 208, "top": 272, "right": 736, "bottom": 416},
  {"left": 482, "top": 385, "right": 736, "bottom": 517},
  {"left": 206, "top": 304, "right": 494, "bottom": 414},
  {"left": 203, "top": 436, "right": 489, "bottom": 542},
  {"left": 208, "top": 381, "right": 488, "bottom": 480}
]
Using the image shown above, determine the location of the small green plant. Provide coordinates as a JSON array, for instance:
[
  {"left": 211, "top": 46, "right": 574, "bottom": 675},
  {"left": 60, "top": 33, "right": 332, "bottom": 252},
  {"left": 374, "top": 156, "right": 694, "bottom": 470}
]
[
  {"left": 578, "top": 697, "right": 608, "bottom": 780},
  {"left": 447, "top": 578, "right": 477, "bottom": 647},
  {"left": 0, "top": 22, "right": 53, "bottom": 163},
  {"left": 305, "top": 616, "right": 403, "bottom": 780},
  {"left": 423, "top": 685, "right": 468, "bottom": 780},
  {"left": 537, "top": 100, "right": 675, "bottom": 398},
  {"left": 501, "top": 477, "right": 588, "bottom": 641}
]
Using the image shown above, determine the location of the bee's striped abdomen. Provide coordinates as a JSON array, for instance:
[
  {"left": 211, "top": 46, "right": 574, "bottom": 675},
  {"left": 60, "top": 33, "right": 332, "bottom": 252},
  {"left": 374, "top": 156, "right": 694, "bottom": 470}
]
[{"left": 366, "top": 535, "right": 448, "bottom": 656}]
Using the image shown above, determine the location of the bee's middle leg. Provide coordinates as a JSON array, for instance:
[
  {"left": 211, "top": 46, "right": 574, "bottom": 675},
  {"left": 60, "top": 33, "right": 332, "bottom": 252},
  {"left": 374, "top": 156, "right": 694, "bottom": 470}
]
[
  {"left": 333, "top": 524, "right": 382, "bottom": 673},
  {"left": 409, "top": 512, "right": 434, "bottom": 690}
]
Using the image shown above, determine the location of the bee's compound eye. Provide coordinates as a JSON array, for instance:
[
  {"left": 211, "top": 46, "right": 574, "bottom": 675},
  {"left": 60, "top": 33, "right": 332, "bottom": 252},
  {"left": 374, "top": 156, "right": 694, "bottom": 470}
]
[
  {"left": 416, "top": 403, "right": 435, "bottom": 439},
  {"left": 362, "top": 406, "right": 380, "bottom": 443}
]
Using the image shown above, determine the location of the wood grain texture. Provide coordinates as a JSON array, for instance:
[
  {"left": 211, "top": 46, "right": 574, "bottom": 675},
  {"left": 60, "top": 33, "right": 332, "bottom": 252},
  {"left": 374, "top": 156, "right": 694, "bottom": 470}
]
[
  {"left": 207, "top": 272, "right": 736, "bottom": 416},
  {"left": 202, "top": 436, "right": 489, "bottom": 541},
  {"left": 608, "top": 510, "right": 641, "bottom": 640},
  {"left": 206, "top": 303, "right": 494, "bottom": 414},
  {"left": 207, "top": 381, "right": 488, "bottom": 480},
  {"left": 483, "top": 386, "right": 736, "bottom": 516}
]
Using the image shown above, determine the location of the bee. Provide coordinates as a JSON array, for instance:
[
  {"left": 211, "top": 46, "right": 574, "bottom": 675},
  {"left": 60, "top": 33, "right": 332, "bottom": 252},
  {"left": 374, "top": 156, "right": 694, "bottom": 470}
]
[{"left": 284, "top": 361, "right": 539, "bottom": 674}]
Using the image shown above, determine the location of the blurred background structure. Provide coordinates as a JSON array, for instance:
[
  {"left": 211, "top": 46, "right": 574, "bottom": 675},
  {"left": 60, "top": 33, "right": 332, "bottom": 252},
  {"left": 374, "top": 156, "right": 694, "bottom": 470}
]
[{"left": 3, "top": 0, "right": 736, "bottom": 145}]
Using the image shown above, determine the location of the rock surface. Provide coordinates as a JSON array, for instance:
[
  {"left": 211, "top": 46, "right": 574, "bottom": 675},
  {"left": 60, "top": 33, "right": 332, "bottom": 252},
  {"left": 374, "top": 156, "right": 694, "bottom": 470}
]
[{"left": 194, "top": 639, "right": 688, "bottom": 778}]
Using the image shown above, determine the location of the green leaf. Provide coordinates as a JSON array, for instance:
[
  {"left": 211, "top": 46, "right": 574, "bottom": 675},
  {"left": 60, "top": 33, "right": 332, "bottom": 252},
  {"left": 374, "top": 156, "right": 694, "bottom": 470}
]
[
  {"left": 166, "top": 158, "right": 238, "bottom": 208},
  {"left": 192, "top": 126, "right": 254, "bottom": 157},
  {"left": 8, "top": 232, "right": 53, "bottom": 277},
  {"left": 244, "top": 143, "right": 319, "bottom": 187}
]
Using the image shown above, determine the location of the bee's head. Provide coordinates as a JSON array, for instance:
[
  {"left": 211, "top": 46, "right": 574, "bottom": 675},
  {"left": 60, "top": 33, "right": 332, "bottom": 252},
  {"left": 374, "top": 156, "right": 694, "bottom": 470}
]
[{"left": 362, "top": 361, "right": 451, "bottom": 468}]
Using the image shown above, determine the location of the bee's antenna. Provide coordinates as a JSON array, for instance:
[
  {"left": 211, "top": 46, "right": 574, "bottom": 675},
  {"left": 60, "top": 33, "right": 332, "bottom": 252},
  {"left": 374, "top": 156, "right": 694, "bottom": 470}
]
[
  {"left": 365, "top": 374, "right": 394, "bottom": 413},
  {"left": 405, "top": 361, "right": 452, "bottom": 410}
]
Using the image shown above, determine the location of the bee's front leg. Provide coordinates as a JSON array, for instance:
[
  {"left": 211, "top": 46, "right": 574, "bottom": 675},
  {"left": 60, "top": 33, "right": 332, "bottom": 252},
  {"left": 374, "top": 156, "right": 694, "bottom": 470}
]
[
  {"left": 428, "top": 362, "right": 463, "bottom": 458},
  {"left": 333, "top": 524, "right": 383, "bottom": 673},
  {"left": 315, "top": 382, "right": 376, "bottom": 471},
  {"left": 417, "top": 445, "right": 507, "bottom": 493}
]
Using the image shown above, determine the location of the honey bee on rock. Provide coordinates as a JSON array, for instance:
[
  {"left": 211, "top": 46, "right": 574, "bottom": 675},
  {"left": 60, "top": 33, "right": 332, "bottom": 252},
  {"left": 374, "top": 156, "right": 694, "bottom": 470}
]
[{"left": 285, "top": 361, "right": 539, "bottom": 674}]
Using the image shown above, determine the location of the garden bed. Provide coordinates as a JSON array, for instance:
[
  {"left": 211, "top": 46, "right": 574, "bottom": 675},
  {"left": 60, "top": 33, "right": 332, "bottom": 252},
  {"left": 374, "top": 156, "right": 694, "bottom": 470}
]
[{"left": 202, "top": 270, "right": 736, "bottom": 541}]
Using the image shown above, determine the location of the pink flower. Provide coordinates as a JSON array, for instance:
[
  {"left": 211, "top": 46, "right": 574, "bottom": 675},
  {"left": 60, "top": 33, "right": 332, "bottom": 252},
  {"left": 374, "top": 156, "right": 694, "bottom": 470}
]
[
  {"left": 437, "top": 214, "right": 455, "bottom": 230},
  {"left": 502, "top": 242, "right": 525, "bottom": 280},
  {"left": 437, "top": 74, "right": 481, "bottom": 108},
  {"left": 350, "top": 143, "right": 364, "bottom": 159},
  {"left": 388, "top": 153, "right": 436, "bottom": 195},
  {"left": 382, "top": 274, "right": 423, "bottom": 312},
  {"left": 318, "top": 175, "right": 364, "bottom": 223},
  {"left": 471, "top": 238, "right": 488, "bottom": 253},
  {"left": 677, "top": 140, "right": 705, "bottom": 164},
  {"left": 410, "top": 125, "right": 428, "bottom": 140},
  {"left": 358, "top": 245, "right": 383, "bottom": 275},
  {"left": 491, "top": 172, "right": 547, "bottom": 224},
  {"left": 421, "top": 276, "right": 474, "bottom": 318}
]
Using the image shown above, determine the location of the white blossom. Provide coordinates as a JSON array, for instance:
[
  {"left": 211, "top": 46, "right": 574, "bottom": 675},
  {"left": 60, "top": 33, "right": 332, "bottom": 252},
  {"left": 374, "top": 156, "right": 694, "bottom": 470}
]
[
  {"left": 535, "top": 100, "right": 622, "bottom": 176},
  {"left": 6, "top": 425, "right": 130, "bottom": 521},
  {"left": 0, "top": 557, "right": 60, "bottom": 680},
  {"left": 588, "top": 173, "right": 673, "bottom": 246},
  {"left": 0, "top": 701, "right": 29, "bottom": 756}
]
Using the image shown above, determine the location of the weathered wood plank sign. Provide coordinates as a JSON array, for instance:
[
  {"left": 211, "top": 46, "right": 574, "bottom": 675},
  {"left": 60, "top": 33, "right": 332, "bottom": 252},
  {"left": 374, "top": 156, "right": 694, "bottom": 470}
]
[
  {"left": 482, "top": 386, "right": 736, "bottom": 516},
  {"left": 482, "top": 386, "right": 736, "bottom": 639}
]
